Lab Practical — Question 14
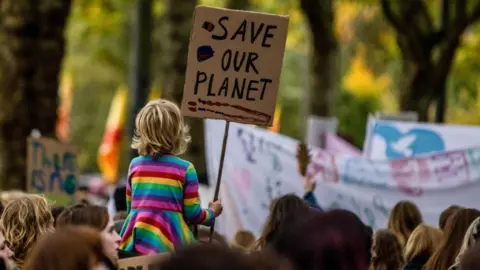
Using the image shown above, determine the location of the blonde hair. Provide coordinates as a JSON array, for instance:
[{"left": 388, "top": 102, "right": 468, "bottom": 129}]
[
  {"left": 387, "top": 201, "right": 423, "bottom": 247},
  {"left": 132, "top": 99, "right": 191, "bottom": 157},
  {"left": 0, "top": 190, "right": 26, "bottom": 204},
  {"left": 0, "top": 194, "right": 53, "bottom": 267},
  {"left": 404, "top": 224, "right": 442, "bottom": 262}
]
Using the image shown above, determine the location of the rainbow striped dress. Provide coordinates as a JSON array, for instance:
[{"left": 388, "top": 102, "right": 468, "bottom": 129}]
[{"left": 119, "top": 155, "right": 214, "bottom": 254}]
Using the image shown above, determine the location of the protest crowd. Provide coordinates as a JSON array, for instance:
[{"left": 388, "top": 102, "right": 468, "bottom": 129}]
[
  {"left": 2, "top": 2, "right": 480, "bottom": 270},
  {"left": 0, "top": 99, "right": 478, "bottom": 270}
]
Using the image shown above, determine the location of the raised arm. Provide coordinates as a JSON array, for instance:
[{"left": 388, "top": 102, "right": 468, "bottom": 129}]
[{"left": 183, "top": 164, "right": 214, "bottom": 226}]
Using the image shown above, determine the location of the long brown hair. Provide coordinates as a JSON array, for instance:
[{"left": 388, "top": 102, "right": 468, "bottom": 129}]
[
  {"left": 23, "top": 226, "right": 108, "bottom": 270},
  {"left": 404, "top": 224, "right": 442, "bottom": 262},
  {"left": 423, "top": 208, "right": 480, "bottom": 270},
  {"left": 254, "top": 194, "right": 310, "bottom": 250},
  {"left": 387, "top": 201, "right": 423, "bottom": 247},
  {"left": 370, "top": 229, "right": 404, "bottom": 270},
  {"left": 56, "top": 204, "right": 109, "bottom": 231},
  {"left": 439, "top": 205, "right": 462, "bottom": 231},
  {"left": 0, "top": 194, "right": 53, "bottom": 267}
]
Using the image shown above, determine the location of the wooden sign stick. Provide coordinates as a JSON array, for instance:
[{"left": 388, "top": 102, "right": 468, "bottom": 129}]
[{"left": 209, "top": 120, "right": 231, "bottom": 243}]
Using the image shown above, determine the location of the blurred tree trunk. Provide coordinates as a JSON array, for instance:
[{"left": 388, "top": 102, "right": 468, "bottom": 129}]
[
  {"left": 163, "top": 0, "right": 211, "bottom": 184},
  {"left": 300, "top": 0, "right": 338, "bottom": 117},
  {"left": 381, "top": 0, "right": 480, "bottom": 122},
  {"left": 0, "top": 0, "right": 72, "bottom": 190}
]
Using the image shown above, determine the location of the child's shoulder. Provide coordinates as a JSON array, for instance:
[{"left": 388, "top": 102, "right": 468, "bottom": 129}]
[
  {"left": 161, "top": 155, "right": 193, "bottom": 169},
  {"left": 129, "top": 155, "right": 193, "bottom": 170}
]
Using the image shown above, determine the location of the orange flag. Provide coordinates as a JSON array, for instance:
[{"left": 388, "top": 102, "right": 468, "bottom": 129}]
[
  {"left": 268, "top": 104, "right": 282, "bottom": 133},
  {"left": 56, "top": 73, "right": 73, "bottom": 142},
  {"left": 98, "top": 85, "right": 161, "bottom": 184},
  {"left": 98, "top": 86, "right": 128, "bottom": 184}
]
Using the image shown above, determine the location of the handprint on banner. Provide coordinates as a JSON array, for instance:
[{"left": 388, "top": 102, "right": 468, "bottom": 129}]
[{"left": 231, "top": 168, "right": 252, "bottom": 215}]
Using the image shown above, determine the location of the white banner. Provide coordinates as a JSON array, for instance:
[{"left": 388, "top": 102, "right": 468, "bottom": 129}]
[
  {"left": 305, "top": 116, "right": 338, "bottom": 148},
  {"left": 364, "top": 118, "right": 480, "bottom": 160},
  {"left": 205, "top": 120, "right": 480, "bottom": 241}
]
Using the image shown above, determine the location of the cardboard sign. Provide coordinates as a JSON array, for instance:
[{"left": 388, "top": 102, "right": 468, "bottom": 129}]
[
  {"left": 118, "top": 254, "right": 169, "bottom": 270},
  {"left": 26, "top": 137, "right": 79, "bottom": 206},
  {"left": 181, "top": 6, "right": 289, "bottom": 126}
]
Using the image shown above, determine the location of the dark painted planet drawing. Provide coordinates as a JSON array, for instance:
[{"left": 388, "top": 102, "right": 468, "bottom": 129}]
[
  {"left": 197, "top": 45, "right": 214, "bottom": 62},
  {"left": 202, "top": 21, "right": 215, "bottom": 32}
]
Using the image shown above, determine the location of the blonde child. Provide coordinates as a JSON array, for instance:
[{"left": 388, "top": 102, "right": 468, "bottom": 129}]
[{"left": 119, "top": 99, "right": 223, "bottom": 254}]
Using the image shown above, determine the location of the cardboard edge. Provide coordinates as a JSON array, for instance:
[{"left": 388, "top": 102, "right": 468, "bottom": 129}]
[
  {"left": 195, "top": 5, "right": 290, "bottom": 19},
  {"left": 185, "top": 5, "right": 290, "bottom": 127}
]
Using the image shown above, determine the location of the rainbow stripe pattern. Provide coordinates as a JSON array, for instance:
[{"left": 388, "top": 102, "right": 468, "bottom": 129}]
[{"left": 119, "top": 155, "right": 214, "bottom": 254}]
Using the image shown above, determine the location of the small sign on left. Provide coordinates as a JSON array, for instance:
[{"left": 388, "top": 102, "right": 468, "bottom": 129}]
[{"left": 26, "top": 137, "right": 79, "bottom": 206}]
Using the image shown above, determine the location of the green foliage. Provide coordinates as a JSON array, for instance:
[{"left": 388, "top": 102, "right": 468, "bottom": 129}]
[
  {"left": 336, "top": 90, "right": 381, "bottom": 148},
  {"left": 64, "top": 0, "right": 480, "bottom": 174},
  {"left": 66, "top": 0, "right": 133, "bottom": 172}
]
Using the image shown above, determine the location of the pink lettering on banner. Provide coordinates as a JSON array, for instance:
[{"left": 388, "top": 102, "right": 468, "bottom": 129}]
[
  {"left": 390, "top": 159, "right": 429, "bottom": 196},
  {"left": 306, "top": 150, "right": 340, "bottom": 183},
  {"left": 428, "top": 151, "right": 470, "bottom": 184}
]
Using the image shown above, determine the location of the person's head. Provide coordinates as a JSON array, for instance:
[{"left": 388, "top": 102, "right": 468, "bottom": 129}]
[
  {"left": 271, "top": 209, "right": 369, "bottom": 270},
  {"left": 231, "top": 230, "right": 256, "bottom": 251},
  {"left": 460, "top": 242, "right": 480, "bottom": 270},
  {"left": 0, "top": 231, "right": 14, "bottom": 270},
  {"left": 364, "top": 226, "right": 373, "bottom": 264},
  {"left": 156, "top": 244, "right": 291, "bottom": 270},
  {"left": 371, "top": 229, "right": 405, "bottom": 270},
  {"left": 196, "top": 227, "right": 228, "bottom": 246},
  {"left": 387, "top": 200, "right": 423, "bottom": 246},
  {"left": 439, "top": 205, "right": 462, "bottom": 231},
  {"left": 132, "top": 99, "right": 190, "bottom": 157},
  {"left": 113, "top": 186, "right": 127, "bottom": 212},
  {"left": 56, "top": 204, "right": 121, "bottom": 263},
  {"left": 451, "top": 217, "right": 480, "bottom": 269},
  {"left": 404, "top": 224, "right": 442, "bottom": 262},
  {"left": 423, "top": 208, "right": 480, "bottom": 270},
  {"left": 255, "top": 194, "right": 310, "bottom": 250},
  {"left": 51, "top": 206, "right": 66, "bottom": 227},
  {"left": 0, "top": 194, "right": 53, "bottom": 267},
  {"left": 23, "top": 226, "right": 113, "bottom": 270}
]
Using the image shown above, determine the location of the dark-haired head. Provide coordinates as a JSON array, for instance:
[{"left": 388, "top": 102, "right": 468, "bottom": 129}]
[
  {"left": 23, "top": 226, "right": 114, "bottom": 270},
  {"left": 113, "top": 186, "right": 127, "bottom": 212},
  {"left": 254, "top": 194, "right": 311, "bottom": 250},
  {"left": 56, "top": 204, "right": 108, "bottom": 231},
  {"left": 156, "top": 244, "right": 291, "bottom": 270},
  {"left": 271, "top": 209, "right": 369, "bottom": 270},
  {"left": 55, "top": 204, "right": 120, "bottom": 266},
  {"left": 460, "top": 242, "right": 480, "bottom": 270},
  {"left": 51, "top": 206, "right": 65, "bottom": 227},
  {"left": 439, "top": 205, "right": 462, "bottom": 231},
  {"left": 364, "top": 225, "right": 373, "bottom": 264},
  {"left": 371, "top": 229, "right": 405, "bottom": 270}
]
